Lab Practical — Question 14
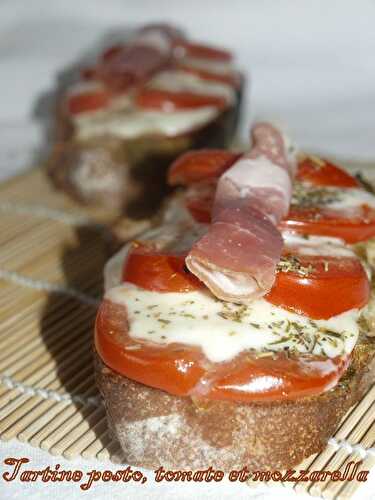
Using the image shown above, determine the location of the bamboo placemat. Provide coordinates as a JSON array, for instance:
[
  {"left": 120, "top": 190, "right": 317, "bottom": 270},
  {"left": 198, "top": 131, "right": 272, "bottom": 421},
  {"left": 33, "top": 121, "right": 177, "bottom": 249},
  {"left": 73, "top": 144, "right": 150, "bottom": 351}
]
[{"left": 0, "top": 166, "right": 374, "bottom": 499}]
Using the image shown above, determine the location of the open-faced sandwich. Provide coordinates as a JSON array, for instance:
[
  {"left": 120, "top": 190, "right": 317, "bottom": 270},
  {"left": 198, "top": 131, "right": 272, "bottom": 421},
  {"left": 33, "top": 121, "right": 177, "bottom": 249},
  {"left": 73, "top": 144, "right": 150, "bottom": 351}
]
[
  {"left": 48, "top": 23, "right": 243, "bottom": 215},
  {"left": 94, "top": 122, "right": 375, "bottom": 470}
]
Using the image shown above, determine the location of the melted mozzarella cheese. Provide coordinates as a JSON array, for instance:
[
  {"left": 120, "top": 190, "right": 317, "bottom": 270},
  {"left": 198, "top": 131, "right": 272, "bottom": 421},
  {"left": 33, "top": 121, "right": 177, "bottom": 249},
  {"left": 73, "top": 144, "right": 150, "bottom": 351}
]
[
  {"left": 149, "top": 70, "right": 235, "bottom": 104},
  {"left": 327, "top": 188, "right": 375, "bottom": 210},
  {"left": 282, "top": 232, "right": 356, "bottom": 257},
  {"left": 296, "top": 185, "right": 375, "bottom": 212},
  {"left": 106, "top": 284, "right": 360, "bottom": 363},
  {"left": 74, "top": 106, "right": 220, "bottom": 140}
]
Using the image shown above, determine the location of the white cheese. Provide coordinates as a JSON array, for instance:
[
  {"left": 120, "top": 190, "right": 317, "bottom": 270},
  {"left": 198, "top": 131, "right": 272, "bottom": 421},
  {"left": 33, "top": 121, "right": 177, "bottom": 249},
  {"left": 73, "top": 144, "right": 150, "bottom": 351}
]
[
  {"left": 327, "top": 188, "right": 375, "bottom": 210},
  {"left": 149, "top": 70, "right": 235, "bottom": 104},
  {"left": 74, "top": 106, "right": 220, "bottom": 140},
  {"left": 106, "top": 284, "right": 360, "bottom": 363},
  {"left": 282, "top": 232, "right": 356, "bottom": 258},
  {"left": 296, "top": 185, "right": 375, "bottom": 211}
]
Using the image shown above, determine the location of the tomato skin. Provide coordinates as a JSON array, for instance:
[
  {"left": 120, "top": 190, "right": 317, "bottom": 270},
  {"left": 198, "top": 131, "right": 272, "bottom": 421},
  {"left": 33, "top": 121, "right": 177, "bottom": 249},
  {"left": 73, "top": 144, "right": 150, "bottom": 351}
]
[
  {"left": 67, "top": 89, "right": 111, "bottom": 114},
  {"left": 95, "top": 300, "right": 350, "bottom": 402},
  {"left": 266, "top": 255, "right": 370, "bottom": 319},
  {"left": 297, "top": 158, "right": 360, "bottom": 188},
  {"left": 174, "top": 154, "right": 360, "bottom": 190},
  {"left": 95, "top": 300, "right": 206, "bottom": 395},
  {"left": 168, "top": 150, "right": 240, "bottom": 186},
  {"left": 122, "top": 245, "right": 204, "bottom": 292},
  {"left": 187, "top": 197, "right": 375, "bottom": 243},
  {"left": 280, "top": 206, "right": 375, "bottom": 244},
  {"left": 185, "top": 190, "right": 214, "bottom": 223},
  {"left": 186, "top": 199, "right": 212, "bottom": 224},
  {"left": 181, "top": 166, "right": 375, "bottom": 244},
  {"left": 135, "top": 88, "right": 228, "bottom": 110},
  {"left": 124, "top": 245, "right": 369, "bottom": 320},
  {"left": 203, "top": 353, "right": 350, "bottom": 402}
]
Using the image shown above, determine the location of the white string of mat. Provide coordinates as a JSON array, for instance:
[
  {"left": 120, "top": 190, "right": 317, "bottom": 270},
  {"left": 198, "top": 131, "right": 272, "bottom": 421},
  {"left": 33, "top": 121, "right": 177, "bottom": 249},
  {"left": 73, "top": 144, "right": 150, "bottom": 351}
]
[
  {"left": 0, "top": 201, "right": 97, "bottom": 227},
  {"left": 0, "top": 269, "right": 100, "bottom": 307},
  {"left": 0, "top": 373, "right": 101, "bottom": 408},
  {"left": 328, "top": 437, "right": 375, "bottom": 459}
]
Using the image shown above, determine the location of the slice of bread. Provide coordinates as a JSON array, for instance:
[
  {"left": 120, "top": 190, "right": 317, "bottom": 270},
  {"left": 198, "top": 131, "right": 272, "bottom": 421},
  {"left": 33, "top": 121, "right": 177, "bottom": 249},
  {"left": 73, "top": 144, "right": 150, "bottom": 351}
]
[
  {"left": 95, "top": 210, "right": 375, "bottom": 470},
  {"left": 94, "top": 334, "right": 375, "bottom": 471},
  {"left": 47, "top": 83, "right": 243, "bottom": 216}
]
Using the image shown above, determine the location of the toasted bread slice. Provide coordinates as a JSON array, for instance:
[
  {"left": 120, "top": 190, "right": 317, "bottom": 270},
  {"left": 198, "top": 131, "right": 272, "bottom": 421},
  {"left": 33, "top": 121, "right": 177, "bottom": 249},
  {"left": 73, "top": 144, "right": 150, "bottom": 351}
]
[
  {"left": 94, "top": 334, "right": 375, "bottom": 471},
  {"left": 95, "top": 209, "right": 375, "bottom": 470},
  {"left": 47, "top": 83, "right": 243, "bottom": 216}
]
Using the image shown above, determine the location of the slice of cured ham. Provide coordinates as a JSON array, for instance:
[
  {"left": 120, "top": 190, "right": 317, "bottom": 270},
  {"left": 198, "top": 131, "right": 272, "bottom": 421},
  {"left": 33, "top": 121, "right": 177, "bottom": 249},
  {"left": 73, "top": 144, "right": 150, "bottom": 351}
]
[
  {"left": 99, "top": 27, "right": 174, "bottom": 91},
  {"left": 186, "top": 123, "right": 297, "bottom": 303}
]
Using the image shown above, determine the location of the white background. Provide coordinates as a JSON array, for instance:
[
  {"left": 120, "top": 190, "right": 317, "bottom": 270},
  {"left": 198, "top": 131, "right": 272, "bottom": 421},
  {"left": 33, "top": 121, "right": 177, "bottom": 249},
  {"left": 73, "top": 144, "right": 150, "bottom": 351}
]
[{"left": 0, "top": 1, "right": 374, "bottom": 498}]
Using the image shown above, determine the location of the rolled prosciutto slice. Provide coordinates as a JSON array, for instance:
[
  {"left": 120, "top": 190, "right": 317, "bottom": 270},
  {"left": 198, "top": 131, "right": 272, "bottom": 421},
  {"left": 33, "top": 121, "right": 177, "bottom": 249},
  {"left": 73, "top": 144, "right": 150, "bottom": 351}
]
[
  {"left": 99, "top": 27, "right": 174, "bottom": 91},
  {"left": 186, "top": 123, "right": 297, "bottom": 303}
]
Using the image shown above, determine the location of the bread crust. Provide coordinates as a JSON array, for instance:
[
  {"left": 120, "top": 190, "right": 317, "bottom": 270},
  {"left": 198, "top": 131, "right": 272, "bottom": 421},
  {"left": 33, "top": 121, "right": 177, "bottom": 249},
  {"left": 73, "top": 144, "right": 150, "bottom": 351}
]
[{"left": 94, "top": 335, "right": 375, "bottom": 471}]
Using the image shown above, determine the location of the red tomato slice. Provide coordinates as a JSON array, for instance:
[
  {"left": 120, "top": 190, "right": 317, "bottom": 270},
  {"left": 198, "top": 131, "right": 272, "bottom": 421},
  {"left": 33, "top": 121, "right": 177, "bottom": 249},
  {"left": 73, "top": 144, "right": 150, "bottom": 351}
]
[
  {"left": 168, "top": 150, "right": 240, "bottom": 186},
  {"left": 280, "top": 206, "right": 375, "bottom": 244},
  {"left": 174, "top": 41, "right": 233, "bottom": 61},
  {"left": 173, "top": 154, "right": 360, "bottom": 189},
  {"left": 179, "top": 157, "right": 375, "bottom": 243},
  {"left": 297, "top": 157, "right": 360, "bottom": 188},
  {"left": 122, "top": 244, "right": 204, "bottom": 292},
  {"left": 185, "top": 183, "right": 216, "bottom": 223},
  {"left": 123, "top": 244, "right": 369, "bottom": 320},
  {"left": 95, "top": 299, "right": 350, "bottom": 402},
  {"left": 203, "top": 352, "right": 350, "bottom": 402},
  {"left": 266, "top": 253, "right": 370, "bottom": 319},
  {"left": 135, "top": 88, "right": 228, "bottom": 110},
  {"left": 185, "top": 189, "right": 375, "bottom": 244},
  {"left": 67, "top": 89, "right": 111, "bottom": 114},
  {"left": 95, "top": 299, "right": 205, "bottom": 395},
  {"left": 176, "top": 63, "right": 241, "bottom": 87},
  {"left": 188, "top": 195, "right": 375, "bottom": 244}
]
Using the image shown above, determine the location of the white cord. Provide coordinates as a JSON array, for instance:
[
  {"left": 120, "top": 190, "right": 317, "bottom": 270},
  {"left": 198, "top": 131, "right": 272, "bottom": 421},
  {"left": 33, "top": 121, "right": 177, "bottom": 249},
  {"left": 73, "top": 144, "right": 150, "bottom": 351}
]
[
  {"left": 328, "top": 437, "right": 375, "bottom": 459},
  {"left": 0, "top": 374, "right": 102, "bottom": 408},
  {"left": 0, "top": 269, "right": 100, "bottom": 307},
  {"left": 0, "top": 201, "right": 98, "bottom": 227}
]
